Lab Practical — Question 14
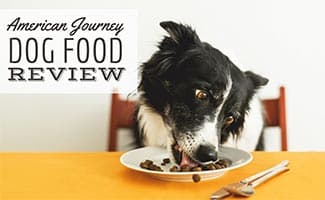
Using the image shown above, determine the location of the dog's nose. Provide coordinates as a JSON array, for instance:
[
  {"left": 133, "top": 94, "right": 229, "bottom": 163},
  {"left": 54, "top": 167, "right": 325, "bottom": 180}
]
[{"left": 196, "top": 144, "right": 218, "bottom": 163}]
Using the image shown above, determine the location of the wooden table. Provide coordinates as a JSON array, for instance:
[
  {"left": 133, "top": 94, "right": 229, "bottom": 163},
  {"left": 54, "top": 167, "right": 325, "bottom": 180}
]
[{"left": 1, "top": 151, "right": 324, "bottom": 199}]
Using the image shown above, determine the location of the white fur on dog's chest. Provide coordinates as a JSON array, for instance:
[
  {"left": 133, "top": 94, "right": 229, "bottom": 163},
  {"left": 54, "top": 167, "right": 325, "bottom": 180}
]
[{"left": 137, "top": 104, "right": 169, "bottom": 147}]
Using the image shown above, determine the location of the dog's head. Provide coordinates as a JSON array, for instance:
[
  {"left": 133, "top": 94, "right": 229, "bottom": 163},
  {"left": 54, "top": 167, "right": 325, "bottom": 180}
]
[{"left": 139, "top": 21, "right": 268, "bottom": 167}]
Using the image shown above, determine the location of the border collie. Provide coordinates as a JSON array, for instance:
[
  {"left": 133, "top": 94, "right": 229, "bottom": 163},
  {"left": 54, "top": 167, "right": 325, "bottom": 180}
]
[{"left": 135, "top": 21, "right": 268, "bottom": 167}]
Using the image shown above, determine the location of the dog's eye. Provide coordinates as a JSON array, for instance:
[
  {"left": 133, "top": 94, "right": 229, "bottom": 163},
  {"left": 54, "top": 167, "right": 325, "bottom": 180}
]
[
  {"left": 195, "top": 89, "right": 208, "bottom": 100},
  {"left": 224, "top": 116, "right": 234, "bottom": 125}
]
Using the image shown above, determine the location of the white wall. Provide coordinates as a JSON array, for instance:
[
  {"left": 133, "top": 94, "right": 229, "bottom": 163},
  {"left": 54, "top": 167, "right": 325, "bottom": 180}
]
[
  {"left": 1, "top": 0, "right": 325, "bottom": 151},
  {"left": 0, "top": 95, "right": 110, "bottom": 151}
]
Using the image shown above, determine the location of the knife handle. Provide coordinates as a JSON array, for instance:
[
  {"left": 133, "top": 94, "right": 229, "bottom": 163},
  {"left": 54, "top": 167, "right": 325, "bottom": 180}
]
[
  {"left": 241, "top": 160, "right": 289, "bottom": 184},
  {"left": 250, "top": 167, "right": 289, "bottom": 187}
]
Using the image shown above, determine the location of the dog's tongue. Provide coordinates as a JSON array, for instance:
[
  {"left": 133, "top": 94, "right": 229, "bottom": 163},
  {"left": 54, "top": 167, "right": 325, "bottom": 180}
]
[{"left": 180, "top": 151, "right": 198, "bottom": 168}]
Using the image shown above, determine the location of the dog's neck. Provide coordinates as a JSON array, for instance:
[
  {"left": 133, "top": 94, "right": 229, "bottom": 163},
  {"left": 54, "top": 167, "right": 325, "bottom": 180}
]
[{"left": 137, "top": 103, "right": 169, "bottom": 147}]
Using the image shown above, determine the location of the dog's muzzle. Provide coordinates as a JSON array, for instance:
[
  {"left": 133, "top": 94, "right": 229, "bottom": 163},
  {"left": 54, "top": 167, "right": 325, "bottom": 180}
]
[
  {"left": 172, "top": 142, "right": 218, "bottom": 167},
  {"left": 196, "top": 144, "right": 218, "bottom": 163}
]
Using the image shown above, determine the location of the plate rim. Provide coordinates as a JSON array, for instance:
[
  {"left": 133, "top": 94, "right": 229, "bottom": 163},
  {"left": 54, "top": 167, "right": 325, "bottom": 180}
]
[{"left": 120, "top": 146, "right": 253, "bottom": 176}]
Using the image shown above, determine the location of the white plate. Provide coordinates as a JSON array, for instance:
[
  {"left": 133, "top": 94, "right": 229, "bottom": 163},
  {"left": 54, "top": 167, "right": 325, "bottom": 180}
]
[{"left": 120, "top": 146, "right": 252, "bottom": 182}]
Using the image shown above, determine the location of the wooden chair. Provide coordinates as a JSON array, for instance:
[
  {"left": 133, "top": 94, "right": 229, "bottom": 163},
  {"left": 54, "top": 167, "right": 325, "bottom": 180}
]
[
  {"left": 261, "top": 86, "right": 288, "bottom": 151},
  {"left": 108, "top": 93, "right": 136, "bottom": 151},
  {"left": 108, "top": 87, "right": 288, "bottom": 151}
]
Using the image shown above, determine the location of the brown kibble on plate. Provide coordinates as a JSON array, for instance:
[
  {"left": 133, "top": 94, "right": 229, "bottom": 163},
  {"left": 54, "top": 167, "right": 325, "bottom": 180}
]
[
  {"left": 148, "top": 163, "right": 163, "bottom": 171},
  {"left": 217, "top": 159, "right": 227, "bottom": 166},
  {"left": 154, "top": 165, "right": 163, "bottom": 171},
  {"left": 144, "top": 160, "right": 153, "bottom": 165},
  {"left": 214, "top": 164, "right": 222, "bottom": 169},
  {"left": 163, "top": 158, "right": 171, "bottom": 164},
  {"left": 169, "top": 165, "right": 179, "bottom": 172},
  {"left": 140, "top": 162, "right": 149, "bottom": 169},
  {"left": 204, "top": 163, "right": 216, "bottom": 170},
  {"left": 199, "top": 159, "right": 231, "bottom": 171},
  {"left": 191, "top": 166, "right": 202, "bottom": 172},
  {"left": 192, "top": 174, "right": 201, "bottom": 183},
  {"left": 140, "top": 158, "right": 231, "bottom": 173},
  {"left": 139, "top": 160, "right": 163, "bottom": 171},
  {"left": 216, "top": 158, "right": 232, "bottom": 167},
  {"left": 148, "top": 163, "right": 156, "bottom": 170},
  {"left": 180, "top": 165, "right": 191, "bottom": 172}
]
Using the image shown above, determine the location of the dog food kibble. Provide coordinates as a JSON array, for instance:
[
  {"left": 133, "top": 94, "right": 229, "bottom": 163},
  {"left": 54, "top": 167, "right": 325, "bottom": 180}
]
[
  {"left": 215, "top": 160, "right": 229, "bottom": 168},
  {"left": 163, "top": 158, "right": 171, "bottom": 164},
  {"left": 191, "top": 166, "right": 202, "bottom": 172},
  {"left": 214, "top": 164, "right": 222, "bottom": 169},
  {"left": 161, "top": 157, "right": 171, "bottom": 165},
  {"left": 204, "top": 163, "right": 217, "bottom": 170},
  {"left": 217, "top": 158, "right": 232, "bottom": 168},
  {"left": 140, "top": 162, "right": 149, "bottom": 169},
  {"left": 144, "top": 160, "right": 153, "bottom": 165},
  {"left": 201, "top": 159, "right": 231, "bottom": 170},
  {"left": 192, "top": 174, "right": 201, "bottom": 183},
  {"left": 180, "top": 165, "right": 192, "bottom": 172},
  {"left": 139, "top": 158, "right": 231, "bottom": 174},
  {"left": 139, "top": 160, "right": 163, "bottom": 172},
  {"left": 169, "top": 165, "right": 179, "bottom": 172}
]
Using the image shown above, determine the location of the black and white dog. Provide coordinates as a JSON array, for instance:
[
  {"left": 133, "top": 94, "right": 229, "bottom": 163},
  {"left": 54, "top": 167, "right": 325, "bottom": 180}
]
[{"left": 135, "top": 21, "right": 268, "bottom": 167}]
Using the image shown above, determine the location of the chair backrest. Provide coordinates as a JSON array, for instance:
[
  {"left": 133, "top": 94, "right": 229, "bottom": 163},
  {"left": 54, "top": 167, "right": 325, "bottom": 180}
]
[
  {"left": 108, "top": 93, "right": 136, "bottom": 151},
  {"left": 108, "top": 87, "right": 288, "bottom": 151},
  {"left": 261, "top": 86, "right": 288, "bottom": 151}
]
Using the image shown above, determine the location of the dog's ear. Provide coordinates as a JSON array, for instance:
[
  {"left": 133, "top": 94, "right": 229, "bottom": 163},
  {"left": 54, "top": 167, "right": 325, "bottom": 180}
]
[
  {"left": 160, "top": 21, "right": 200, "bottom": 45},
  {"left": 245, "top": 71, "right": 269, "bottom": 88}
]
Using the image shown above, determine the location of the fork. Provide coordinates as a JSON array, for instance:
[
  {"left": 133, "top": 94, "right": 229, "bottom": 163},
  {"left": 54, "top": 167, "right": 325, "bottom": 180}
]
[{"left": 210, "top": 160, "right": 289, "bottom": 199}]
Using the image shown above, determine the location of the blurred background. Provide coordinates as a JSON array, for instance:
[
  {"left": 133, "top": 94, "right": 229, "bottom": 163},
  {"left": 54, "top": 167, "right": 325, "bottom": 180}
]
[{"left": 1, "top": 0, "right": 325, "bottom": 151}]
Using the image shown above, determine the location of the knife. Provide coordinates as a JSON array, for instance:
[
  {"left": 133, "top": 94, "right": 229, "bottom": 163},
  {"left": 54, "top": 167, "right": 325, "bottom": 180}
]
[{"left": 210, "top": 160, "right": 289, "bottom": 199}]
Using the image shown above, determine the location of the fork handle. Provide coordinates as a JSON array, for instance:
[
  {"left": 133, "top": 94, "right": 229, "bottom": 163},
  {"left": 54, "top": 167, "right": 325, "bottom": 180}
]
[
  {"left": 241, "top": 160, "right": 289, "bottom": 183},
  {"left": 250, "top": 167, "right": 289, "bottom": 187}
]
